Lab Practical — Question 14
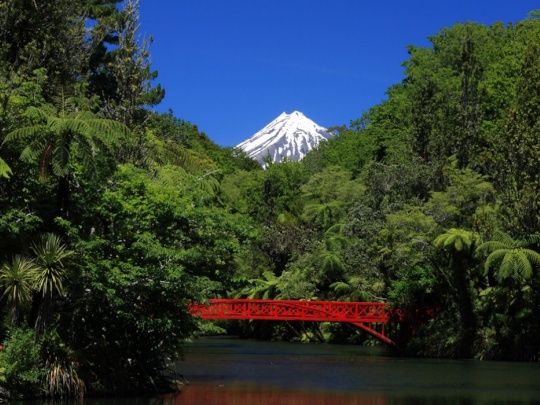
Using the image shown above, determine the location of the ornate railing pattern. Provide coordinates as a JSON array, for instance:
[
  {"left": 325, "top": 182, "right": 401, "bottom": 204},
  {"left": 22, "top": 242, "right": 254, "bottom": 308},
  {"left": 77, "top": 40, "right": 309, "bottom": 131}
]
[{"left": 189, "top": 298, "right": 395, "bottom": 345}]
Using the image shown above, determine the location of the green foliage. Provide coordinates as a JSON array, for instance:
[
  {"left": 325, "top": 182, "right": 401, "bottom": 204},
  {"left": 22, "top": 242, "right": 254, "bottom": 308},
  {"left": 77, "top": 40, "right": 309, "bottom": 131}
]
[
  {"left": 40, "top": 330, "right": 85, "bottom": 398},
  {"left": 2, "top": 0, "right": 540, "bottom": 397},
  {"left": 434, "top": 228, "right": 478, "bottom": 253},
  {"left": 0, "top": 328, "right": 45, "bottom": 397},
  {"left": 477, "top": 232, "right": 540, "bottom": 282},
  {"left": 426, "top": 158, "right": 496, "bottom": 228},
  {"left": 241, "top": 271, "right": 279, "bottom": 299},
  {"left": 303, "top": 128, "right": 375, "bottom": 174},
  {"left": 32, "top": 234, "right": 72, "bottom": 297},
  {"left": 5, "top": 105, "right": 129, "bottom": 179},
  {"left": 0, "top": 256, "right": 38, "bottom": 324},
  {"left": 0, "top": 157, "right": 11, "bottom": 178}
]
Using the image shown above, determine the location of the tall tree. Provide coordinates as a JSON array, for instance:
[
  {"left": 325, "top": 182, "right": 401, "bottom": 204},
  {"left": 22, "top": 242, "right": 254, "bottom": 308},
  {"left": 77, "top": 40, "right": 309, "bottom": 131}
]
[
  {"left": 496, "top": 40, "right": 540, "bottom": 233},
  {"left": 32, "top": 233, "right": 73, "bottom": 336},
  {"left": 101, "top": 0, "right": 164, "bottom": 128},
  {"left": 456, "top": 28, "right": 484, "bottom": 166},
  {"left": 0, "top": 0, "right": 86, "bottom": 98},
  {"left": 434, "top": 228, "right": 479, "bottom": 357},
  {"left": 4, "top": 103, "right": 128, "bottom": 216}
]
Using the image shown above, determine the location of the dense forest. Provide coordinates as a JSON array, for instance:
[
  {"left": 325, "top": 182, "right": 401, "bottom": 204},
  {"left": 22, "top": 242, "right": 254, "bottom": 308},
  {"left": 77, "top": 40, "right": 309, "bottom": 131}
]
[{"left": 1, "top": 0, "right": 540, "bottom": 400}]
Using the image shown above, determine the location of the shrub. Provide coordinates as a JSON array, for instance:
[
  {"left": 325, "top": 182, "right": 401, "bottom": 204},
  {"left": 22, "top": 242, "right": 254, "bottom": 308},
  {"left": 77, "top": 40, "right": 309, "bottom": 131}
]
[{"left": 0, "top": 328, "right": 45, "bottom": 398}]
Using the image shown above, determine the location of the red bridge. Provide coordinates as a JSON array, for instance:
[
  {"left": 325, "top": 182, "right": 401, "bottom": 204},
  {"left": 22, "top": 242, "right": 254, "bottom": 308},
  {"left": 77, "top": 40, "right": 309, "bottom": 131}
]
[{"left": 189, "top": 298, "right": 395, "bottom": 346}]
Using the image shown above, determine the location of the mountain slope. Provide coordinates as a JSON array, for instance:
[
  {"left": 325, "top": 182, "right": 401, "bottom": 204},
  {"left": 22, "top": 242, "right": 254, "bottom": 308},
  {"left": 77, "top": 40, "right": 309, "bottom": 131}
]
[{"left": 237, "top": 111, "right": 333, "bottom": 167}]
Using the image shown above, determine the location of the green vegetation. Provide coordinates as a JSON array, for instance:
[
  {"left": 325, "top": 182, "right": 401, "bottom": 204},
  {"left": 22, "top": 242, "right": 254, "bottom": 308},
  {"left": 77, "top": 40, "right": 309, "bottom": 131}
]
[{"left": 0, "top": 0, "right": 540, "bottom": 400}]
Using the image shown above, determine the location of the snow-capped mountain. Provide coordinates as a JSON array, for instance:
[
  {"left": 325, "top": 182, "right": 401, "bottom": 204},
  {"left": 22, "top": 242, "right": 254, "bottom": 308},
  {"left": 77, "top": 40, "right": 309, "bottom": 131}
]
[{"left": 236, "top": 111, "right": 333, "bottom": 167}]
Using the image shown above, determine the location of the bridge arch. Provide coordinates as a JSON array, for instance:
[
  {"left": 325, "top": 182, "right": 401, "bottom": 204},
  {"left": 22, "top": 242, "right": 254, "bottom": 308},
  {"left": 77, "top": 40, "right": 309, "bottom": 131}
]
[{"left": 189, "top": 298, "right": 395, "bottom": 345}]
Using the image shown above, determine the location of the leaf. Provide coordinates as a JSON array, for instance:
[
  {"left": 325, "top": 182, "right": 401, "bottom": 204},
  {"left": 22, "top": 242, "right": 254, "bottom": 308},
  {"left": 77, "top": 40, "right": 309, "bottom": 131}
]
[
  {"left": 484, "top": 249, "right": 507, "bottom": 275},
  {"left": 0, "top": 157, "right": 12, "bottom": 179}
]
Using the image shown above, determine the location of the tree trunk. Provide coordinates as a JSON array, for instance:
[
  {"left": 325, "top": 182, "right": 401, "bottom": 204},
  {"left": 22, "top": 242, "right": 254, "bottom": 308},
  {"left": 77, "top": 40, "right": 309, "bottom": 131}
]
[
  {"left": 11, "top": 306, "right": 20, "bottom": 326},
  {"left": 34, "top": 294, "right": 53, "bottom": 337},
  {"left": 57, "top": 175, "right": 70, "bottom": 217},
  {"left": 454, "top": 254, "right": 476, "bottom": 358}
]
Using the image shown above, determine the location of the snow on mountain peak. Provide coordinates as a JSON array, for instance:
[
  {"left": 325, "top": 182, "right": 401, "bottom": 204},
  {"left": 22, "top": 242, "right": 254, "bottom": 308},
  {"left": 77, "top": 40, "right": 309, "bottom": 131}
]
[{"left": 236, "top": 111, "right": 333, "bottom": 167}]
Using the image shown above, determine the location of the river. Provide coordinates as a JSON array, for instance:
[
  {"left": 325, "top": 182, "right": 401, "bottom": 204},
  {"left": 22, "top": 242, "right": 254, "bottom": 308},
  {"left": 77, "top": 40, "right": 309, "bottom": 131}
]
[
  {"left": 165, "top": 336, "right": 540, "bottom": 404},
  {"left": 21, "top": 336, "right": 540, "bottom": 404}
]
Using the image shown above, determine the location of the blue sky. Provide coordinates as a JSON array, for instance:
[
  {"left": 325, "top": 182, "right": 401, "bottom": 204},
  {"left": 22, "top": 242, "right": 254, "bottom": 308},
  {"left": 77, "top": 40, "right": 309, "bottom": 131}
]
[{"left": 139, "top": 0, "right": 538, "bottom": 146}]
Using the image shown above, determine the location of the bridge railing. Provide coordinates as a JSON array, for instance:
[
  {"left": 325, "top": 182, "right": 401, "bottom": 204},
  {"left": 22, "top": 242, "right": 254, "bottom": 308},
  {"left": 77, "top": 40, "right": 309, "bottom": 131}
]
[{"left": 189, "top": 298, "right": 390, "bottom": 323}]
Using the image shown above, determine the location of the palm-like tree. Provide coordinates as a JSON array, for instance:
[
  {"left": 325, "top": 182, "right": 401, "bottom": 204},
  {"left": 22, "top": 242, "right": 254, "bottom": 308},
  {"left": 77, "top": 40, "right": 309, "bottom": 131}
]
[
  {"left": 32, "top": 233, "right": 73, "bottom": 335},
  {"left": 4, "top": 105, "right": 129, "bottom": 215},
  {"left": 0, "top": 256, "right": 38, "bottom": 325},
  {"left": 477, "top": 232, "right": 540, "bottom": 283},
  {"left": 32, "top": 233, "right": 73, "bottom": 297},
  {"left": 434, "top": 228, "right": 479, "bottom": 357}
]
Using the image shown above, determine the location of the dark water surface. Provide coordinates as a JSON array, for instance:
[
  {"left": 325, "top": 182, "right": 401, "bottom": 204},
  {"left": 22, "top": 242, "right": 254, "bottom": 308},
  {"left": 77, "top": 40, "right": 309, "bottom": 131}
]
[
  {"left": 22, "top": 336, "right": 540, "bottom": 404},
  {"left": 167, "top": 336, "right": 540, "bottom": 405}
]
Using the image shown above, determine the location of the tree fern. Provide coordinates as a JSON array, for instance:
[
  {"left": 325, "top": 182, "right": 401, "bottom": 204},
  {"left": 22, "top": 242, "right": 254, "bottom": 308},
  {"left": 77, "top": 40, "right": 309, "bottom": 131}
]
[
  {"left": 477, "top": 231, "right": 540, "bottom": 282},
  {"left": 303, "top": 201, "right": 345, "bottom": 231},
  {"left": 4, "top": 105, "right": 129, "bottom": 214},
  {"left": 4, "top": 105, "right": 129, "bottom": 179},
  {"left": 434, "top": 228, "right": 478, "bottom": 253}
]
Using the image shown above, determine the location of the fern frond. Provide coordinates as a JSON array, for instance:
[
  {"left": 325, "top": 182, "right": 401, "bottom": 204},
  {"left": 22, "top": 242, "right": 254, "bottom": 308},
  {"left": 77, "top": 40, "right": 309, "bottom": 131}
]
[
  {"left": 20, "top": 136, "right": 50, "bottom": 165},
  {"left": 330, "top": 281, "right": 351, "bottom": 294},
  {"left": 76, "top": 137, "right": 98, "bottom": 172},
  {"left": 523, "top": 234, "right": 540, "bottom": 247},
  {"left": 523, "top": 249, "right": 540, "bottom": 270},
  {"left": 52, "top": 142, "right": 71, "bottom": 177},
  {"left": 321, "top": 251, "right": 344, "bottom": 274},
  {"left": 262, "top": 271, "right": 277, "bottom": 282},
  {"left": 4, "top": 125, "right": 48, "bottom": 143},
  {"left": 23, "top": 106, "right": 51, "bottom": 123},
  {"left": 477, "top": 240, "right": 508, "bottom": 254},
  {"left": 484, "top": 249, "right": 507, "bottom": 275},
  {"left": 443, "top": 234, "right": 457, "bottom": 248},
  {"left": 85, "top": 119, "right": 130, "bottom": 140},
  {"left": 492, "top": 231, "right": 517, "bottom": 247},
  {"left": 435, "top": 228, "right": 476, "bottom": 252},
  {"left": 325, "top": 234, "right": 348, "bottom": 251},
  {"left": 513, "top": 250, "right": 533, "bottom": 280},
  {"left": 433, "top": 234, "right": 446, "bottom": 249},
  {"left": 497, "top": 252, "right": 516, "bottom": 282},
  {"left": 73, "top": 111, "right": 98, "bottom": 121},
  {"left": 0, "top": 157, "right": 12, "bottom": 179},
  {"left": 325, "top": 223, "right": 345, "bottom": 236}
]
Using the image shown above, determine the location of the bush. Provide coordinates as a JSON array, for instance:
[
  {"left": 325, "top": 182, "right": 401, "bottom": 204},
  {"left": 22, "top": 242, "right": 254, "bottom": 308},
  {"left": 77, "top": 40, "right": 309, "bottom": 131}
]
[{"left": 0, "top": 328, "right": 45, "bottom": 398}]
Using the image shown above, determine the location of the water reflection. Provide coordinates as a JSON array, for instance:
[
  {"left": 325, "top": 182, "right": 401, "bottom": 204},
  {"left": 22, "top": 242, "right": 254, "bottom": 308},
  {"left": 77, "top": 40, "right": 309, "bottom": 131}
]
[
  {"left": 161, "top": 385, "right": 529, "bottom": 405},
  {"left": 169, "top": 337, "right": 540, "bottom": 405},
  {"left": 18, "top": 337, "right": 540, "bottom": 404},
  {"left": 160, "top": 386, "right": 540, "bottom": 405}
]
